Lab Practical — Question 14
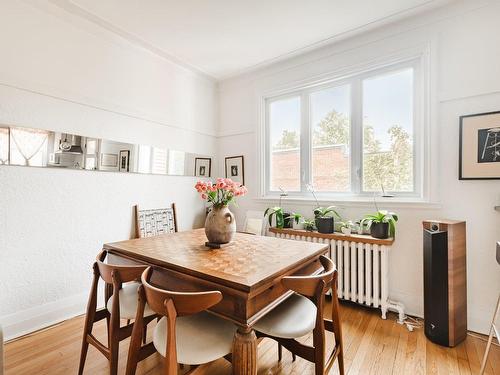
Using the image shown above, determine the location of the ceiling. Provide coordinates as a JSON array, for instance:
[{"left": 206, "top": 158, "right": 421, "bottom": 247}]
[{"left": 56, "top": 0, "right": 452, "bottom": 80}]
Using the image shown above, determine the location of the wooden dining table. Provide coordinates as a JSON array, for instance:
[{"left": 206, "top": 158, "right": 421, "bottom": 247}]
[{"left": 103, "top": 228, "right": 329, "bottom": 375}]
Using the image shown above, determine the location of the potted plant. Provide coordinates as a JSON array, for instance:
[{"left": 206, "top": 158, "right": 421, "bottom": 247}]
[
  {"left": 360, "top": 210, "right": 398, "bottom": 239},
  {"left": 289, "top": 213, "right": 303, "bottom": 229},
  {"left": 196, "top": 178, "right": 247, "bottom": 244},
  {"left": 264, "top": 207, "right": 285, "bottom": 229},
  {"left": 313, "top": 206, "right": 340, "bottom": 234},
  {"left": 303, "top": 219, "right": 316, "bottom": 232},
  {"left": 339, "top": 220, "right": 354, "bottom": 235}
]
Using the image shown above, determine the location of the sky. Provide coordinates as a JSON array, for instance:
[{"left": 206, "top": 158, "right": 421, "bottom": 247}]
[{"left": 270, "top": 68, "right": 413, "bottom": 151}]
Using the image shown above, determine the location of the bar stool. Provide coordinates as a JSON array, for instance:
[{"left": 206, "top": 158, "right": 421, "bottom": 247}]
[
  {"left": 125, "top": 266, "right": 237, "bottom": 375},
  {"left": 254, "top": 255, "right": 344, "bottom": 375},
  {"left": 78, "top": 250, "right": 156, "bottom": 375}
]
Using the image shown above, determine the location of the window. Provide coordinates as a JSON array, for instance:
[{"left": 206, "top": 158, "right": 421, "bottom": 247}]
[
  {"left": 268, "top": 96, "right": 301, "bottom": 192},
  {"left": 264, "top": 61, "right": 420, "bottom": 198}
]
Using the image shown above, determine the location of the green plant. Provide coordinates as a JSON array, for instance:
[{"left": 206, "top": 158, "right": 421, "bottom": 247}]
[
  {"left": 303, "top": 219, "right": 316, "bottom": 231},
  {"left": 360, "top": 210, "right": 399, "bottom": 237},
  {"left": 291, "top": 212, "right": 303, "bottom": 224},
  {"left": 264, "top": 207, "right": 285, "bottom": 228},
  {"left": 313, "top": 205, "right": 341, "bottom": 219}
]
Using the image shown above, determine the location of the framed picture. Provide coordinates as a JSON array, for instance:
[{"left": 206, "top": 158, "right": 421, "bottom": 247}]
[
  {"left": 119, "top": 150, "right": 130, "bottom": 172},
  {"left": 100, "top": 153, "right": 118, "bottom": 168},
  {"left": 459, "top": 111, "right": 500, "bottom": 180},
  {"left": 194, "top": 157, "right": 211, "bottom": 177},
  {"left": 225, "top": 155, "right": 245, "bottom": 185}
]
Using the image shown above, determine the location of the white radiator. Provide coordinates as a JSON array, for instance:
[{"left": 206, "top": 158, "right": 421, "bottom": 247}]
[{"left": 270, "top": 230, "right": 405, "bottom": 323}]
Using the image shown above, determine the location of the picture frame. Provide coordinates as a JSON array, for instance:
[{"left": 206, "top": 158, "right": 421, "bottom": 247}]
[
  {"left": 459, "top": 111, "right": 500, "bottom": 180},
  {"left": 225, "top": 155, "right": 245, "bottom": 185},
  {"left": 100, "top": 153, "right": 118, "bottom": 168},
  {"left": 119, "top": 150, "right": 130, "bottom": 172},
  {"left": 194, "top": 157, "right": 211, "bottom": 177}
]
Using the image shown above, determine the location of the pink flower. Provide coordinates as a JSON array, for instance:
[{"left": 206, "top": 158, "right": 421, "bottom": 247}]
[{"left": 201, "top": 193, "right": 207, "bottom": 199}]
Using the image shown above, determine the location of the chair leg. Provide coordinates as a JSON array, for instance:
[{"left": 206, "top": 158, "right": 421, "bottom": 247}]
[
  {"left": 292, "top": 352, "right": 296, "bottom": 362},
  {"left": 143, "top": 322, "right": 148, "bottom": 344},
  {"left": 109, "top": 341, "right": 119, "bottom": 375},
  {"left": 278, "top": 343, "right": 282, "bottom": 361},
  {"left": 78, "top": 335, "right": 90, "bottom": 375}
]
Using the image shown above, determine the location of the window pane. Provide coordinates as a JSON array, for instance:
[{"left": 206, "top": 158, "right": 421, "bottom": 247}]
[
  {"left": 362, "top": 69, "right": 414, "bottom": 192},
  {"left": 269, "top": 96, "right": 301, "bottom": 191},
  {"left": 311, "top": 85, "right": 350, "bottom": 192}
]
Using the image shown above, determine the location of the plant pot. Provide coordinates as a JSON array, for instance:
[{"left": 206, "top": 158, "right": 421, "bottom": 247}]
[
  {"left": 370, "top": 222, "right": 389, "bottom": 239},
  {"left": 315, "top": 217, "right": 334, "bottom": 234},
  {"left": 283, "top": 212, "right": 293, "bottom": 228},
  {"left": 341, "top": 227, "right": 352, "bottom": 235},
  {"left": 293, "top": 221, "right": 304, "bottom": 230},
  {"left": 205, "top": 205, "right": 236, "bottom": 244}
]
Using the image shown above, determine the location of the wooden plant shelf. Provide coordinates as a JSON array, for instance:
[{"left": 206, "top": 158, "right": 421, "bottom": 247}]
[{"left": 268, "top": 227, "right": 395, "bottom": 246}]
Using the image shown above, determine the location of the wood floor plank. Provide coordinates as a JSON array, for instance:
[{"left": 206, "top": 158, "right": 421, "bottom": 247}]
[{"left": 4, "top": 301, "right": 499, "bottom": 375}]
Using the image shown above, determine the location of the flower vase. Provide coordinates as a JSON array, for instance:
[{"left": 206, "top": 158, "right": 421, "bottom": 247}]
[{"left": 205, "top": 205, "right": 236, "bottom": 244}]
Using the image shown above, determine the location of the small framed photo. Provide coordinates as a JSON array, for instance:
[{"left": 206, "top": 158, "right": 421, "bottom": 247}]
[
  {"left": 194, "top": 157, "right": 211, "bottom": 177},
  {"left": 119, "top": 150, "right": 130, "bottom": 172},
  {"left": 225, "top": 155, "right": 245, "bottom": 185},
  {"left": 101, "top": 153, "right": 118, "bottom": 168},
  {"left": 459, "top": 111, "right": 500, "bottom": 180}
]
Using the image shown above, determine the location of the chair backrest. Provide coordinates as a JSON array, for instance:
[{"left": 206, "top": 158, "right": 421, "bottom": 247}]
[
  {"left": 95, "top": 250, "right": 148, "bottom": 285},
  {"left": 134, "top": 203, "right": 178, "bottom": 238},
  {"left": 141, "top": 267, "right": 222, "bottom": 317},
  {"left": 282, "top": 255, "right": 336, "bottom": 299},
  {"left": 243, "top": 210, "right": 266, "bottom": 235}
]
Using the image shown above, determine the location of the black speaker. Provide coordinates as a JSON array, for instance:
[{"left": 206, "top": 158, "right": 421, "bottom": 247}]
[{"left": 423, "top": 220, "right": 467, "bottom": 347}]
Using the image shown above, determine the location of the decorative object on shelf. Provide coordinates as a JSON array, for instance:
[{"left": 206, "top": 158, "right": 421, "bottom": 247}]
[
  {"left": 303, "top": 219, "right": 316, "bottom": 231},
  {"left": 224, "top": 155, "right": 245, "bottom": 185},
  {"left": 313, "top": 206, "right": 340, "bottom": 234},
  {"left": 119, "top": 150, "right": 130, "bottom": 172},
  {"left": 459, "top": 111, "right": 500, "bottom": 180},
  {"left": 291, "top": 213, "right": 304, "bottom": 230},
  {"left": 194, "top": 157, "right": 212, "bottom": 177},
  {"left": 264, "top": 206, "right": 285, "bottom": 229},
  {"left": 196, "top": 178, "right": 247, "bottom": 245},
  {"left": 340, "top": 221, "right": 354, "bottom": 235},
  {"left": 360, "top": 210, "right": 398, "bottom": 239}
]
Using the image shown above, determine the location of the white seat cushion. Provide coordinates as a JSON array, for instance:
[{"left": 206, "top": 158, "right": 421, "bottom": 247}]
[
  {"left": 254, "top": 294, "right": 317, "bottom": 339},
  {"left": 153, "top": 312, "right": 236, "bottom": 365},
  {"left": 106, "top": 282, "right": 154, "bottom": 319}
]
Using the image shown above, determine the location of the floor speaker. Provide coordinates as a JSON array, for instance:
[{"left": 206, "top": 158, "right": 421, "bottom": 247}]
[{"left": 423, "top": 220, "right": 467, "bottom": 347}]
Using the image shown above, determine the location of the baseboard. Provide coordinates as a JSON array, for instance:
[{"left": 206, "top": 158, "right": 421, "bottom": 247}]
[{"left": 0, "top": 292, "right": 102, "bottom": 341}]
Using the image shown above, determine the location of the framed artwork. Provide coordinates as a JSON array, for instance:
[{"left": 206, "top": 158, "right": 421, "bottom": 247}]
[
  {"left": 119, "top": 150, "right": 130, "bottom": 172},
  {"left": 225, "top": 155, "right": 245, "bottom": 185},
  {"left": 194, "top": 157, "right": 211, "bottom": 177},
  {"left": 459, "top": 111, "right": 500, "bottom": 180},
  {"left": 100, "top": 153, "right": 118, "bottom": 168}
]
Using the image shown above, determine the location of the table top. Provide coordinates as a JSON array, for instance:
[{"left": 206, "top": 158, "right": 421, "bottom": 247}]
[{"left": 104, "top": 229, "right": 328, "bottom": 293}]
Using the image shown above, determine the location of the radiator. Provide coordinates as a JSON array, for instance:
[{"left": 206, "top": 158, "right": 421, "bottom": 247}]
[{"left": 269, "top": 229, "right": 405, "bottom": 323}]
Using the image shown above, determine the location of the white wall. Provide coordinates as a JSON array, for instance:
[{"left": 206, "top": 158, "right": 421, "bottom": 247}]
[
  {"left": 217, "top": 0, "right": 500, "bottom": 334},
  {"left": 0, "top": 0, "right": 217, "bottom": 339}
]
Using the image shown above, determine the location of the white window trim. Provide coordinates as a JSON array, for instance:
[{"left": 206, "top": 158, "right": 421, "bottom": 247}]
[{"left": 258, "top": 49, "right": 432, "bottom": 204}]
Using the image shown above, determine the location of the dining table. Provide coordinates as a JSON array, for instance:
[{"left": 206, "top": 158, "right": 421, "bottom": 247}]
[{"left": 103, "top": 228, "right": 329, "bottom": 375}]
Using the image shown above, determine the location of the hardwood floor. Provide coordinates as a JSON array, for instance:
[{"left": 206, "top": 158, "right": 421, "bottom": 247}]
[{"left": 4, "top": 301, "right": 499, "bottom": 375}]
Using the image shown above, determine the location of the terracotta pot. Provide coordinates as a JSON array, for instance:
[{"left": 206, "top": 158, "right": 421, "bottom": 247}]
[{"left": 205, "top": 206, "right": 236, "bottom": 244}]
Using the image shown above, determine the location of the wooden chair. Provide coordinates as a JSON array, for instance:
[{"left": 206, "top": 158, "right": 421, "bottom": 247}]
[
  {"left": 125, "top": 267, "right": 237, "bottom": 375},
  {"left": 134, "top": 203, "right": 178, "bottom": 238},
  {"left": 78, "top": 250, "right": 157, "bottom": 375},
  {"left": 254, "top": 255, "right": 344, "bottom": 375}
]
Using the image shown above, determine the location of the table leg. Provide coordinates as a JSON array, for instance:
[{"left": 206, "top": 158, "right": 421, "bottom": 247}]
[{"left": 232, "top": 326, "right": 257, "bottom": 375}]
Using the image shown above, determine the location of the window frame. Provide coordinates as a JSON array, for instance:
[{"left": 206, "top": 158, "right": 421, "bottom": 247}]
[{"left": 262, "top": 57, "right": 424, "bottom": 200}]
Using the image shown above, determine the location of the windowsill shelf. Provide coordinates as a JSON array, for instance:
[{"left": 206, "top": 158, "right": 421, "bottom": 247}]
[{"left": 254, "top": 195, "right": 441, "bottom": 209}]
